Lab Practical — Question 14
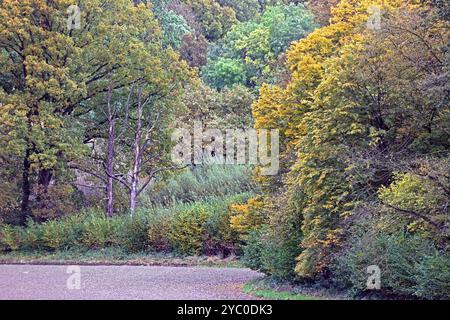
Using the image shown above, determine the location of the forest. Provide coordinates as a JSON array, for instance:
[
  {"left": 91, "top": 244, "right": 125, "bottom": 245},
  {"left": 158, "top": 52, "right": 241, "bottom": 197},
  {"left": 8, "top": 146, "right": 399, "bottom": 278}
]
[{"left": 0, "top": 0, "right": 449, "bottom": 299}]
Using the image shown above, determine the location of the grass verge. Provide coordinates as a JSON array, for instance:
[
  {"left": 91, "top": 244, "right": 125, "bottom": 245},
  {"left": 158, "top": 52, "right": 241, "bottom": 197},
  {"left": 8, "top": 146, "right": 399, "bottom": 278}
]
[
  {"left": 0, "top": 249, "right": 245, "bottom": 268},
  {"left": 243, "top": 277, "right": 332, "bottom": 300}
]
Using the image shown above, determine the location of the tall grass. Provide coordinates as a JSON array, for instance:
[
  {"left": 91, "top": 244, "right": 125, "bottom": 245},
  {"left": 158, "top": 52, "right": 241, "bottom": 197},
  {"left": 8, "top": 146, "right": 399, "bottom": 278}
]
[{"left": 143, "top": 163, "right": 258, "bottom": 206}]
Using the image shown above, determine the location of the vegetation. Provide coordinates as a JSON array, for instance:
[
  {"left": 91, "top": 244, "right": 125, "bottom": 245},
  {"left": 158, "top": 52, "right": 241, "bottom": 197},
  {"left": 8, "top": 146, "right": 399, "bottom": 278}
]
[
  {"left": 0, "top": 0, "right": 448, "bottom": 300},
  {"left": 243, "top": 278, "right": 321, "bottom": 300},
  {"left": 0, "top": 194, "right": 251, "bottom": 255}
]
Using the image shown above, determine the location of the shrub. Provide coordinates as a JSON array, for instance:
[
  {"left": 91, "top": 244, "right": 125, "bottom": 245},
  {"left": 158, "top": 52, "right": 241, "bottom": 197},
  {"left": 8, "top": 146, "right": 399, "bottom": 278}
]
[
  {"left": 147, "top": 210, "right": 174, "bottom": 252},
  {"left": 21, "top": 219, "right": 44, "bottom": 251},
  {"left": 260, "top": 232, "right": 302, "bottom": 281},
  {"left": 230, "top": 196, "right": 266, "bottom": 240},
  {"left": 414, "top": 251, "right": 450, "bottom": 299},
  {"left": 333, "top": 227, "right": 450, "bottom": 299},
  {"left": 240, "top": 193, "right": 303, "bottom": 280},
  {"left": 116, "top": 212, "right": 151, "bottom": 253},
  {"left": 242, "top": 227, "right": 266, "bottom": 271},
  {"left": 242, "top": 225, "right": 302, "bottom": 281},
  {"left": 81, "top": 213, "right": 120, "bottom": 249},
  {"left": 202, "top": 195, "right": 245, "bottom": 256},
  {"left": 0, "top": 223, "right": 23, "bottom": 251},
  {"left": 168, "top": 204, "right": 211, "bottom": 255},
  {"left": 40, "top": 215, "right": 83, "bottom": 250}
]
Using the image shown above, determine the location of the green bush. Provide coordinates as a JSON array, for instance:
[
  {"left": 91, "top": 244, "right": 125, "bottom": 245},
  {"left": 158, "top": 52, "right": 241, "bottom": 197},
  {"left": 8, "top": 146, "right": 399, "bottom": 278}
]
[
  {"left": 21, "top": 220, "right": 44, "bottom": 251},
  {"left": 0, "top": 223, "right": 23, "bottom": 251},
  {"left": 168, "top": 204, "right": 211, "bottom": 255},
  {"left": 414, "top": 250, "right": 450, "bottom": 299},
  {"left": 333, "top": 229, "right": 450, "bottom": 299},
  {"left": 241, "top": 193, "right": 303, "bottom": 280},
  {"left": 0, "top": 194, "right": 251, "bottom": 257},
  {"left": 260, "top": 232, "right": 302, "bottom": 281},
  {"left": 202, "top": 194, "right": 246, "bottom": 256},
  {"left": 242, "top": 225, "right": 302, "bottom": 281},
  {"left": 81, "top": 213, "right": 121, "bottom": 249},
  {"left": 147, "top": 210, "right": 174, "bottom": 252},
  {"left": 116, "top": 212, "right": 151, "bottom": 253},
  {"left": 40, "top": 215, "right": 83, "bottom": 250},
  {"left": 242, "top": 227, "right": 266, "bottom": 271}
]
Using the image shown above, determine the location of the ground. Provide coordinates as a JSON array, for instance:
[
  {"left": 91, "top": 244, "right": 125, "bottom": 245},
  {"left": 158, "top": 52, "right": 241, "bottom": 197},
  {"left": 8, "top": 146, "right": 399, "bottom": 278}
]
[{"left": 0, "top": 265, "right": 263, "bottom": 300}]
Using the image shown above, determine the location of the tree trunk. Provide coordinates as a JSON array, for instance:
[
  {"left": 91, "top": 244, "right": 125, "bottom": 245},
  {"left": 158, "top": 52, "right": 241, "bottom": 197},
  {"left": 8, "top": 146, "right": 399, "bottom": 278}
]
[
  {"left": 20, "top": 148, "right": 31, "bottom": 225},
  {"left": 105, "top": 117, "right": 116, "bottom": 218},
  {"left": 130, "top": 176, "right": 138, "bottom": 214},
  {"left": 130, "top": 126, "right": 141, "bottom": 214},
  {"left": 130, "top": 88, "right": 143, "bottom": 215}
]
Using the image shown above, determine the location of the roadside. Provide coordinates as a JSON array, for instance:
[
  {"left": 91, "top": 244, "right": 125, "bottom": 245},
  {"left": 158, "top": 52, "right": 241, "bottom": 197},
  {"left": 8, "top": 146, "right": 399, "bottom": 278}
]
[
  {"left": 243, "top": 277, "right": 348, "bottom": 300},
  {"left": 0, "top": 249, "right": 244, "bottom": 268}
]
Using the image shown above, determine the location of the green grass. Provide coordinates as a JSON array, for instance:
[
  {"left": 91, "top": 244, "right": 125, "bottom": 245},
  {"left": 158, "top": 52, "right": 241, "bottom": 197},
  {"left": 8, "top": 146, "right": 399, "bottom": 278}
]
[
  {"left": 0, "top": 248, "right": 245, "bottom": 268},
  {"left": 243, "top": 281, "right": 320, "bottom": 300}
]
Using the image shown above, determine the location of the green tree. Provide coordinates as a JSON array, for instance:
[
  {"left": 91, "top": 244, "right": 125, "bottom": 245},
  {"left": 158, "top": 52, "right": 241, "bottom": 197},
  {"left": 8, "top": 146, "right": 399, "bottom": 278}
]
[
  {"left": 203, "top": 3, "right": 317, "bottom": 89},
  {"left": 202, "top": 58, "right": 246, "bottom": 90},
  {"left": 0, "top": 0, "right": 164, "bottom": 222}
]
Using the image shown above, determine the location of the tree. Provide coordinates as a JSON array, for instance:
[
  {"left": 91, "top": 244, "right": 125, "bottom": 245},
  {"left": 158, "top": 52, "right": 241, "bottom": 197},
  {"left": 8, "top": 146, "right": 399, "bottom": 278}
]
[
  {"left": 0, "top": 0, "right": 164, "bottom": 222},
  {"left": 203, "top": 3, "right": 317, "bottom": 90},
  {"left": 217, "top": 0, "right": 261, "bottom": 22},
  {"left": 152, "top": 0, "right": 192, "bottom": 49},
  {"left": 202, "top": 58, "right": 246, "bottom": 90},
  {"left": 252, "top": 0, "right": 449, "bottom": 278},
  {"left": 179, "top": 32, "right": 209, "bottom": 67},
  {"left": 183, "top": 0, "right": 237, "bottom": 41},
  {"left": 84, "top": 54, "right": 191, "bottom": 215}
]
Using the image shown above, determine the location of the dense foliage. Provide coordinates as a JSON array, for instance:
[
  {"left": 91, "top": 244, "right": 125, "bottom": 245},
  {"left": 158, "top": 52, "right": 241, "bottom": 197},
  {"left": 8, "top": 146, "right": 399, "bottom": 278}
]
[{"left": 0, "top": 0, "right": 448, "bottom": 299}]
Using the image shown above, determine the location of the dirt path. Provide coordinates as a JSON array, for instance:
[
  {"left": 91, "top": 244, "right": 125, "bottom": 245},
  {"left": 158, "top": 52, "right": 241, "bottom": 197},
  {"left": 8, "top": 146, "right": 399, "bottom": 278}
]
[{"left": 0, "top": 264, "right": 263, "bottom": 300}]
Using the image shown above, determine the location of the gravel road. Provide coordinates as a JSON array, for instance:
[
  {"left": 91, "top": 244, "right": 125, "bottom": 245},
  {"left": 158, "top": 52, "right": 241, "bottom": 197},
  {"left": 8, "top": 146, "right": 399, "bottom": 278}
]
[{"left": 0, "top": 264, "right": 263, "bottom": 300}]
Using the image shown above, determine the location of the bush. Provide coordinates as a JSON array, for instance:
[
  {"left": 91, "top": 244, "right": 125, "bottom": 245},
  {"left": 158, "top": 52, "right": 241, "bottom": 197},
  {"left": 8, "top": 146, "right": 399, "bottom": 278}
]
[
  {"left": 202, "top": 195, "right": 246, "bottom": 256},
  {"left": 230, "top": 196, "right": 266, "bottom": 240},
  {"left": 0, "top": 194, "right": 251, "bottom": 257},
  {"left": 147, "top": 210, "right": 174, "bottom": 252},
  {"left": 241, "top": 193, "right": 303, "bottom": 281},
  {"left": 80, "top": 213, "right": 121, "bottom": 249},
  {"left": 21, "top": 219, "right": 44, "bottom": 251},
  {"left": 242, "top": 227, "right": 266, "bottom": 271},
  {"left": 168, "top": 204, "right": 211, "bottom": 255},
  {"left": 0, "top": 223, "right": 23, "bottom": 251},
  {"left": 242, "top": 225, "right": 302, "bottom": 281},
  {"left": 414, "top": 251, "right": 450, "bottom": 299},
  {"left": 260, "top": 232, "right": 302, "bottom": 281},
  {"left": 116, "top": 212, "right": 151, "bottom": 253},
  {"left": 146, "top": 194, "right": 250, "bottom": 256},
  {"left": 333, "top": 228, "right": 450, "bottom": 299},
  {"left": 40, "top": 214, "right": 84, "bottom": 250}
]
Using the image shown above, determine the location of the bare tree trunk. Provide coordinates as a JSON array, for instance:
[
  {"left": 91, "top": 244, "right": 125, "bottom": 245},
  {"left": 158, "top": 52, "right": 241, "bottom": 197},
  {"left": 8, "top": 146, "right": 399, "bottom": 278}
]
[
  {"left": 129, "top": 87, "right": 143, "bottom": 215},
  {"left": 105, "top": 86, "right": 116, "bottom": 218},
  {"left": 105, "top": 117, "right": 116, "bottom": 218}
]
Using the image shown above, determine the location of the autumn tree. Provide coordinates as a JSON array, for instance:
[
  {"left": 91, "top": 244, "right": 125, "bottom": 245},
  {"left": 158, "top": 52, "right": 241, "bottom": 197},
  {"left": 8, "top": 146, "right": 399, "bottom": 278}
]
[
  {"left": 0, "top": 0, "right": 165, "bottom": 222},
  {"left": 253, "top": 0, "right": 449, "bottom": 278}
]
